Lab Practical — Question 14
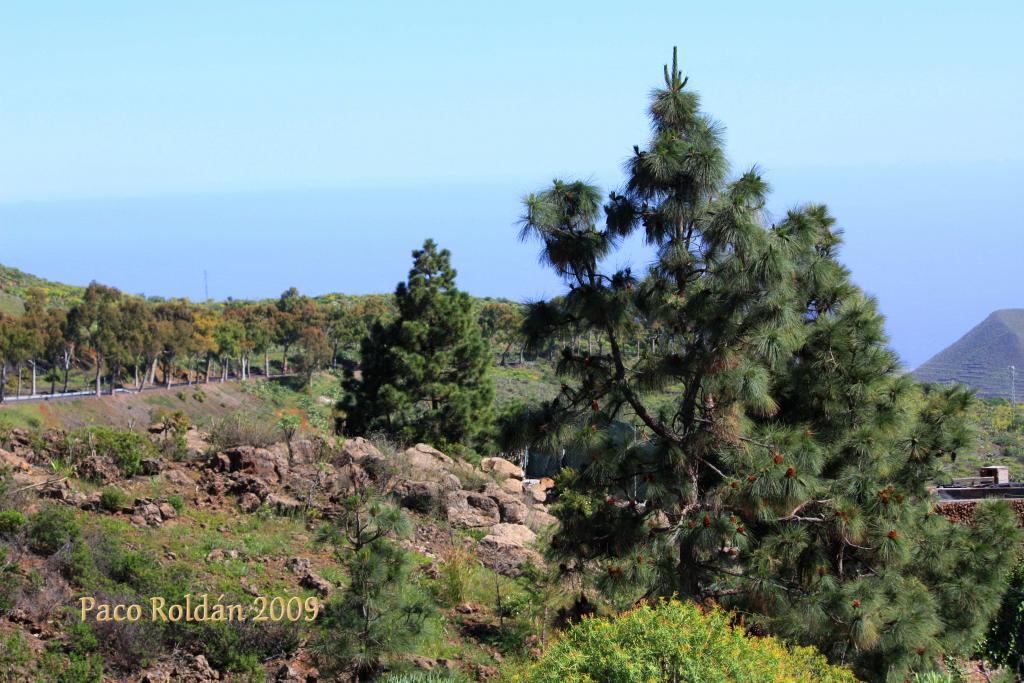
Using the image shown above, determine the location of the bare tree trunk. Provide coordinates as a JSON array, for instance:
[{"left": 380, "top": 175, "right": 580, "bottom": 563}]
[
  {"left": 16, "top": 364, "right": 22, "bottom": 397},
  {"left": 62, "top": 351, "right": 71, "bottom": 393},
  {"left": 500, "top": 340, "right": 513, "bottom": 366},
  {"left": 30, "top": 361, "right": 37, "bottom": 396},
  {"left": 205, "top": 355, "right": 212, "bottom": 383},
  {"left": 94, "top": 356, "right": 102, "bottom": 396},
  {"left": 0, "top": 363, "right": 6, "bottom": 402},
  {"left": 282, "top": 345, "right": 289, "bottom": 374},
  {"left": 264, "top": 351, "right": 270, "bottom": 377},
  {"left": 165, "top": 359, "right": 173, "bottom": 388}
]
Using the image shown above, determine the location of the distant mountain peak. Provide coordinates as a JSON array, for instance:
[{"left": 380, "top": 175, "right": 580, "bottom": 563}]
[{"left": 913, "top": 309, "right": 1024, "bottom": 399}]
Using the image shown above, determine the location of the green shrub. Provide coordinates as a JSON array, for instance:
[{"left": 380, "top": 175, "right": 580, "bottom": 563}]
[
  {"left": 380, "top": 672, "right": 465, "bottom": 682},
  {"left": 64, "top": 621, "right": 100, "bottom": 657},
  {"left": 168, "top": 494, "right": 184, "bottom": 513},
  {"left": 0, "top": 547, "right": 21, "bottom": 611},
  {"left": 0, "top": 509, "right": 26, "bottom": 536},
  {"left": 0, "top": 631, "right": 31, "bottom": 682},
  {"left": 209, "top": 413, "right": 278, "bottom": 449},
  {"left": 981, "top": 561, "right": 1024, "bottom": 673},
  {"left": 35, "top": 649, "right": 103, "bottom": 683},
  {"left": 433, "top": 546, "right": 476, "bottom": 607},
  {"left": 66, "top": 427, "right": 156, "bottom": 478},
  {"left": 151, "top": 408, "right": 191, "bottom": 459},
  {"left": 187, "top": 619, "right": 301, "bottom": 675},
  {"left": 507, "top": 599, "right": 860, "bottom": 683},
  {"left": 26, "top": 505, "right": 80, "bottom": 556},
  {"left": 98, "top": 487, "right": 128, "bottom": 513}
]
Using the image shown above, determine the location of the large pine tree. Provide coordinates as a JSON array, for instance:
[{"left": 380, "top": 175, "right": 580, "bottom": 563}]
[
  {"left": 507, "top": 49, "right": 1018, "bottom": 681},
  {"left": 340, "top": 239, "right": 494, "bottom": 448}
]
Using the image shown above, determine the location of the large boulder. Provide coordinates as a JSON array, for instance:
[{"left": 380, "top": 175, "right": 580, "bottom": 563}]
[
  {"left": 499, "top": 478, "right": 523, "bottom": 495},
  {"left": 525, "top": 508, "right": 559, "bottom": 533},
  {"left": 77, "top": 455, "right": 121, "bottom": 483},
  {"left": 486, "top": 522, "right": 537, "bottom": 545},
  {"left": 299, "top": 570, "right": 332, "bottom": 596},
  {"left": 481, "top": 457, "right": 524, "bottom": 480},
  {"left": 478, "top": 524, "right": 542, "bottom": 576},
  {"left": 339, "top": 436, "right": 383, "bottom": 464},
  {"left": 265, "top": 493, "right": 303, "bottom": 516},
  {"left": 210, "top": 446, "right": 286, "bottom": 483},
  {"left": 404, "top": 443, "right": 455, "bottom": 477},
  {"left": 394, "top": 480, "right": 445, "bottom": 514},
  {"left": 0, "top": 448, "right": 31, "bottom": 473},
  {"left": 163, "top": 466, "right": 194, "bottom": 487},
  {"left": 445, "top": 490, "right": 500, "bottom": 528},
  {"left": 325, "top": 462, "right": 370, "bottom": 498},
  {"left": 287, "top": 438, "right": 320, "bottom": 465},
  {"left": 183, "top": 428, "right": 211, "bottom": 459},
  {"left": 482, "top": 483, "right": 529, "bottom": 524}
]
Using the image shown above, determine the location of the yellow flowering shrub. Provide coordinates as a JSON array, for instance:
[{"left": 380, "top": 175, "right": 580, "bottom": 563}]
[{"left": 507, "top": 598, "right": 859, "bottom": 683}]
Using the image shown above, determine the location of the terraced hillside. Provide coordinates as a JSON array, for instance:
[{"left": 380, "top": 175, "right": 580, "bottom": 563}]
[{"left": 913, "top": 309, "right": 1024, "bottom": 399}]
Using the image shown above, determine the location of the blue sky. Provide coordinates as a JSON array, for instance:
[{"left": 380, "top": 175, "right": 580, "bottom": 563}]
[{"left": 1, "top": 1, "right": 1022, "bottom": 367}]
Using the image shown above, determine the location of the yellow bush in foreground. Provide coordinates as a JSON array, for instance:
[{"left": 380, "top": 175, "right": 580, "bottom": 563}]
[{"left": 509, "top": 598, "right": 859, "bottom": 683}]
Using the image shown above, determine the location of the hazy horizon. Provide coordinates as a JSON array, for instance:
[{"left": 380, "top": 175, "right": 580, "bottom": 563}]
[
  {"left": 3, "top": 159, "right": 1022, "bottom": 370},
  {"left": 2, "top": 1, "right": 1022, "bottom": 370}
]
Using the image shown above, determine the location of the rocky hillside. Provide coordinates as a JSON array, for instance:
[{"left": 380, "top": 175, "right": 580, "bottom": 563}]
[
  {"left": 913, "top": 309, "right": 1024, "bottom": 399},
  {"left": 0, "top": 422, "right": 559, "bottom": 682}
]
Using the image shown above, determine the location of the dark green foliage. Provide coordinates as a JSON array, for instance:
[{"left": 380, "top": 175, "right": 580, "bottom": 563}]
[
  {"left": 185, "top": 619, "right": 300, "bottom": 676},
  {"left": 341, "top": 239, "right": 494, "bottom": 448},
  {"left": 379, "top": 673, "right": 466, "bottom": 683},
  {"left": 35, "top": 649, "right": 104, "bottom": 683},
  {"left": 981, "top": 558, "right": 1024, "bottom": 673},
  {"left": 0, "top": 630, "right": 32, "bottom": 682},
  {"left": 506, "top": 49, "right": 1020, "bottom": 681},
  {"left": 0, "top": 509, "right": 26, "bottom": 536},
  {"left": 36, "top": 620, "right": 104, "bottom": 683},
  {"left": 26, "top": 505, "right": 80, "bottom": 556},
  {"left": 98, "top": 487, "right": 127, "bottom": 513},
  {"left": 0, "top": 546, "right": 20, "bottom": 612},
  {"left": 313, "top": 489, "right": 432, "bottom": 679}
]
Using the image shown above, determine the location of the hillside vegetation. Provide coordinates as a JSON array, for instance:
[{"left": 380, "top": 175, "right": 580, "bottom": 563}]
[{"left": 0, "top": 264, "right": 85, "bottom": 314}]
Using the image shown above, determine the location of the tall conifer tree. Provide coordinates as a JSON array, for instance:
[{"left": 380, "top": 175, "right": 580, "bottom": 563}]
[
  {"left": 341, "top": 239, "right": 493, "bottom": 448},
  {"left": 506, "top": 49, "right": 1018, "bottom": 680}
]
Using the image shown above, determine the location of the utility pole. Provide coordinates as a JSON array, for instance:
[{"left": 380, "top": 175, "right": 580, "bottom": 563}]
[{"left": 1011, "top": 365, "right": 1017, "bottom": 423}]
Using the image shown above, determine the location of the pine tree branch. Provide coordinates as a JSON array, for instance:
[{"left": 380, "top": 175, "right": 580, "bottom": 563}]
[{"left": 776, "top": 499, "right": 832, "bottom": 523}]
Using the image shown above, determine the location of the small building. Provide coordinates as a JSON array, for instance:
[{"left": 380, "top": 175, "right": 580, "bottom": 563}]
[{"left": 979, "top": 465, "right": 1010, "bottom": 485}]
